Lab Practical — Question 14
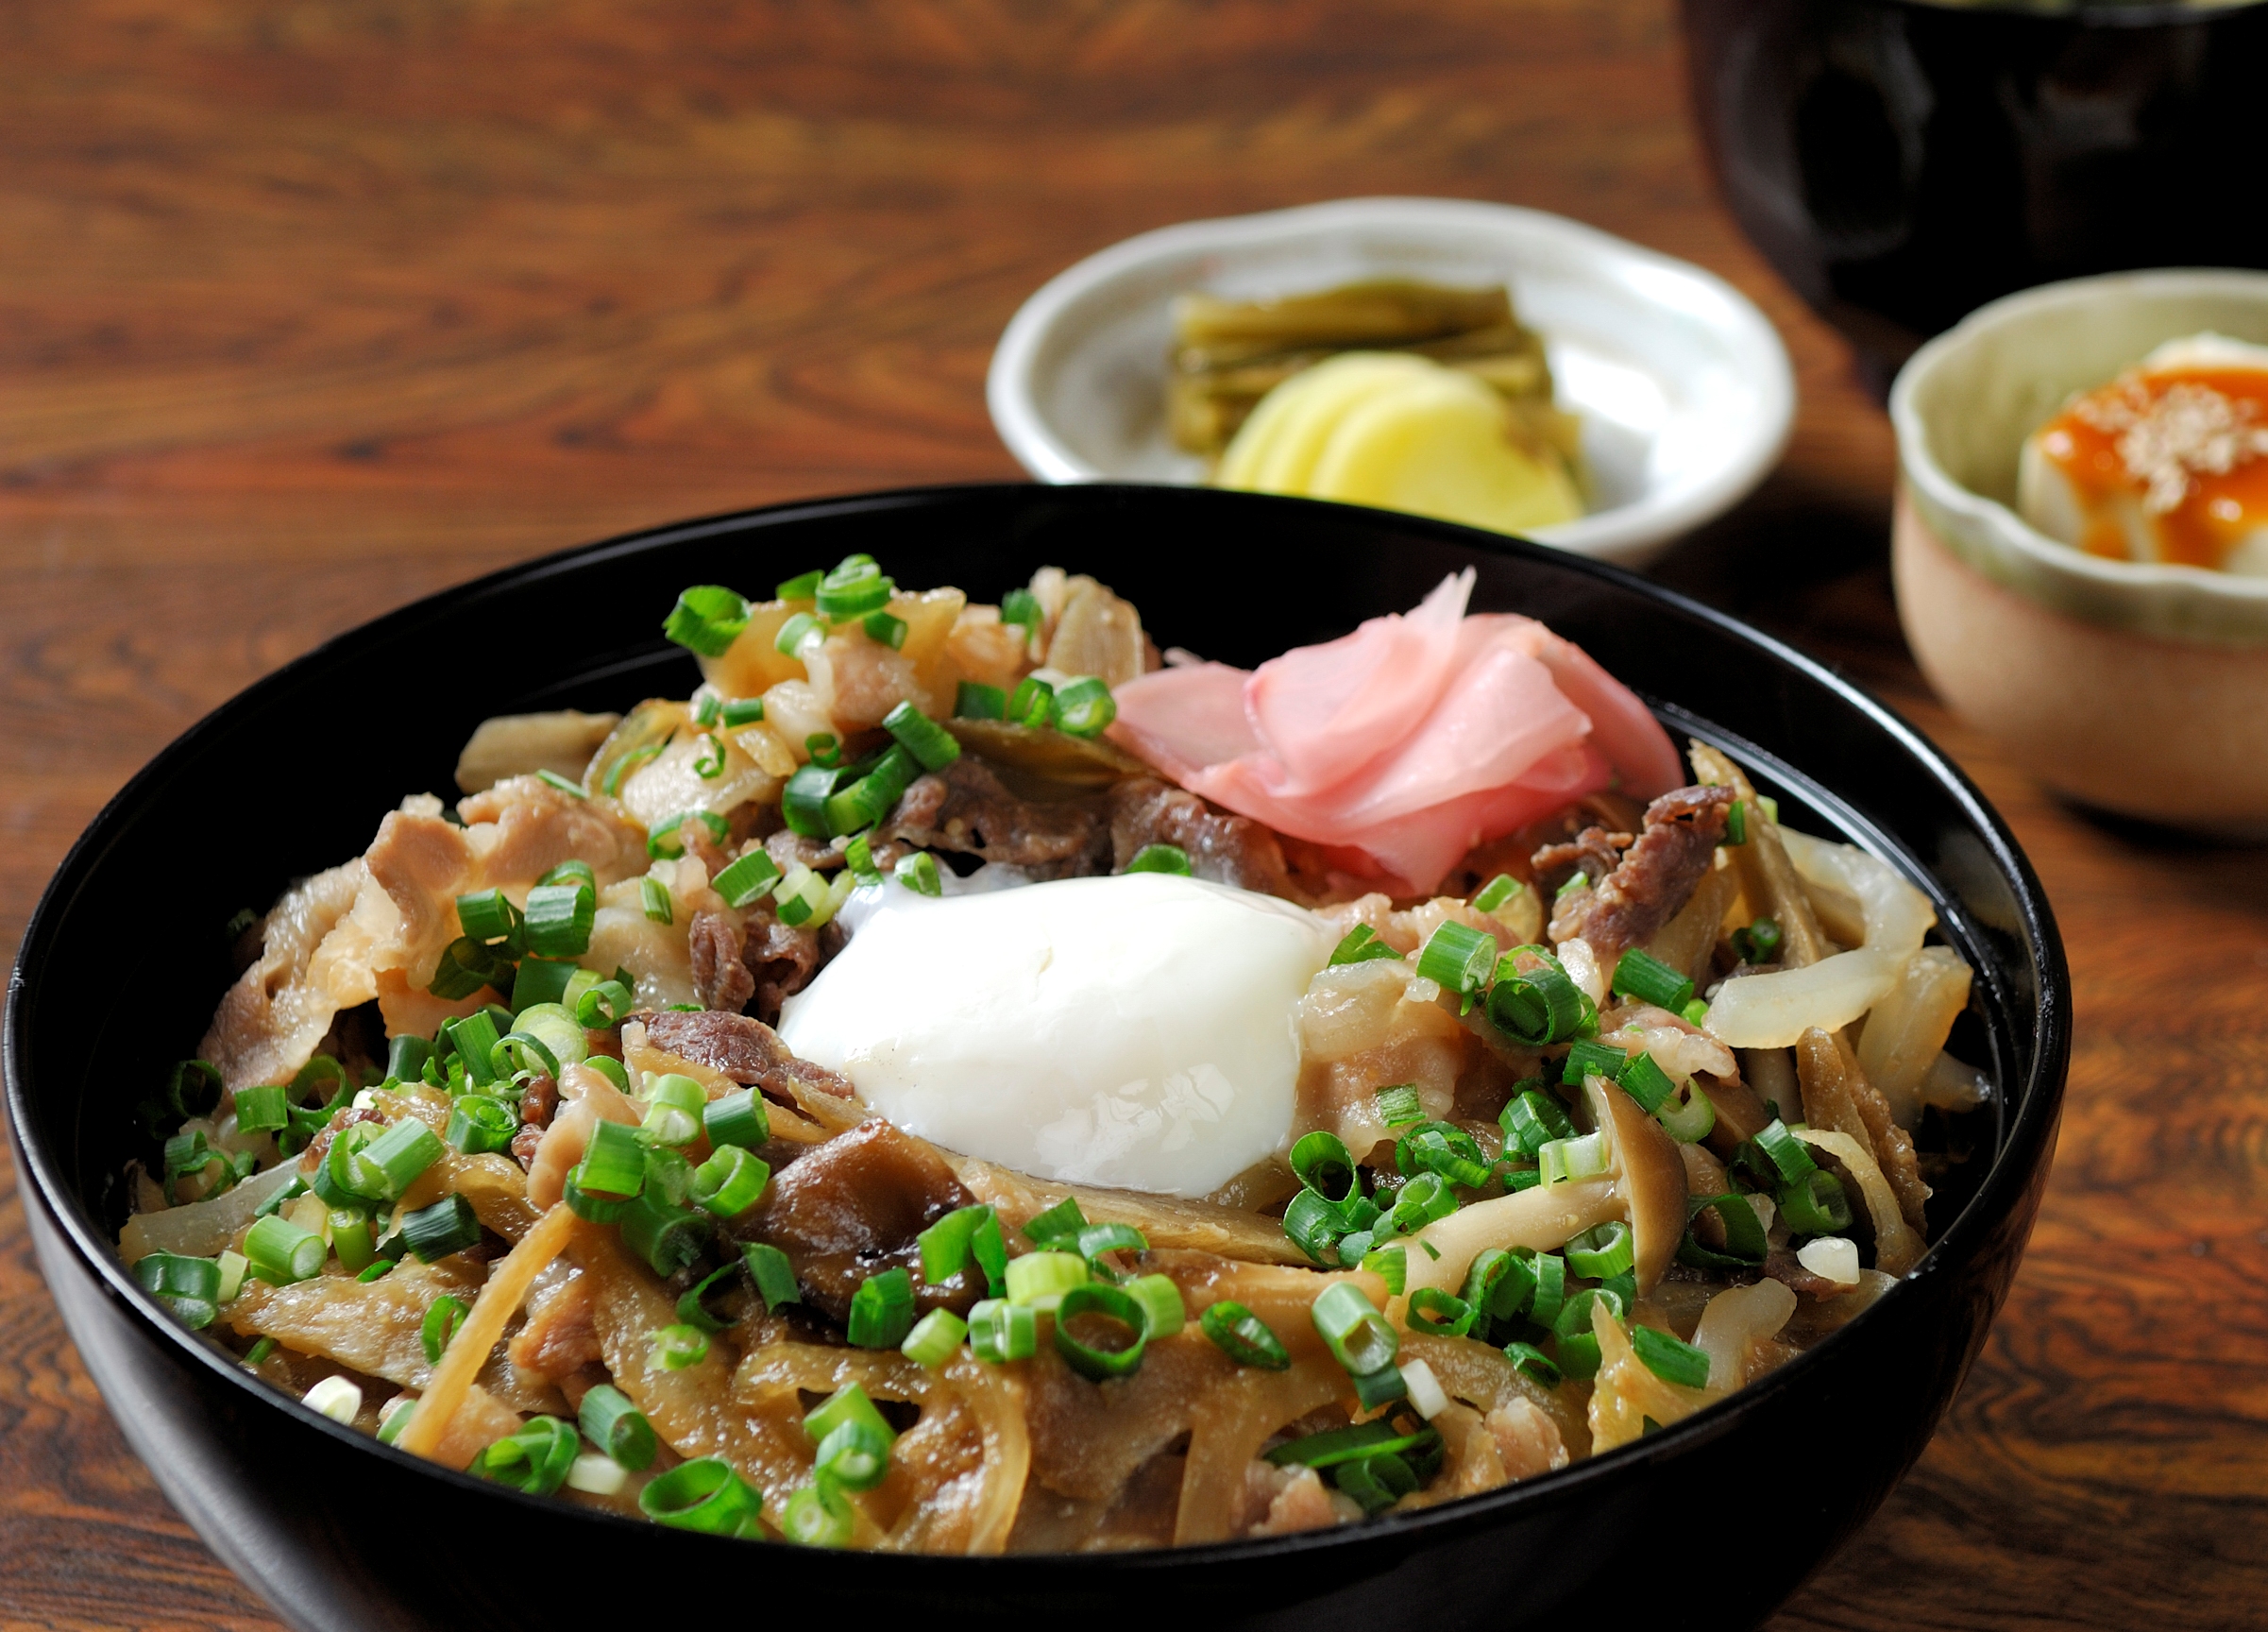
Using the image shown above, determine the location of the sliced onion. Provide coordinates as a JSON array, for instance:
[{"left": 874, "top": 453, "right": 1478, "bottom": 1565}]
[
  {"left": 1689, "top": 1278, "right": 1796, "bottom": 1393},
  {"left": 117, "top": 1160, "right": 301, "bottom": 1265},
  {"left": 1702, "top": 948, "right": 1901, "bottom": 1049},
  {"left": 1779, "top": 830, "right": 1934, "bottom": 959},
  {"left": 1854, "top": 946, "right": 1973, "bottom": 1129},
  {"left": 1793, "top": 1128, "right": 1923, "bottom": 1277}
]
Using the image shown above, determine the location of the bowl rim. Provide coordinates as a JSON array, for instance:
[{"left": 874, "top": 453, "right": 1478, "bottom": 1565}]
[
  {"left": 5, "top": 482, "right": 2067, "bottom": 1569},
  {"left": 1888, "top": 266, "right": 2268, "bottom": 638},
  {"left": 984, "top": 196, "right": 1796, "bottom": 565}
]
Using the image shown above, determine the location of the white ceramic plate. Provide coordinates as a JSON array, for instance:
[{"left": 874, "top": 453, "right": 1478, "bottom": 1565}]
[{"left": 988, "top": 196, "right": 1795, "bottom": 568}]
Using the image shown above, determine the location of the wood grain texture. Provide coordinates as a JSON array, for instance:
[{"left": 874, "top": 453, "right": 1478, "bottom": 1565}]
[{"left": 4, "top": 2, "right": 2261, "bottom": 1626}]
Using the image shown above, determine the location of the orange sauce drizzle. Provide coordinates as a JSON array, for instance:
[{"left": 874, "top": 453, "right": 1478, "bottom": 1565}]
[{"left": 2038, "top": 367, "right": 2268, "bottom": 570}]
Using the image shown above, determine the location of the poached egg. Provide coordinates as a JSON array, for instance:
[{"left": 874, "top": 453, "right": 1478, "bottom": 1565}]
[{"left": 776, "top": 871, "right": 1335, "bottom": 1197}]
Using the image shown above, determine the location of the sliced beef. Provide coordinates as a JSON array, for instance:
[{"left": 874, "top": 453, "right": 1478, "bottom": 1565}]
[
  {"left": 764, "top": 829, "right": 843, "bottom": 876},
  {"left": 637, "top": 1007, "right": 856, "bottom": 1106},
  {"left": 879, "top": 758, "right": 1109, "bottom": 879},
  {"left": 1530, "top": 826, "right": 1631, "bottom": 900},
  {"left": 738, "top": 1117, "right": 983, "bottom": 1322},
  {"left": 687, "top": 910, "right": 757, "bottom": 1013},
  {"left": 1547, "top": 785, "right": 1733, "bottom": 962},
  {"left": 1106, "top": 777, "right": 1296, "bottom": 898},
  {"left": 739, "top": 898, "right": 826, "bottom": 1025},
  {"left": 1763, "top": 1249, "right": 1850, "bottom": 1300},
  {"left": 511, "top": 1075, "right": 560, "bottom": 1168}
]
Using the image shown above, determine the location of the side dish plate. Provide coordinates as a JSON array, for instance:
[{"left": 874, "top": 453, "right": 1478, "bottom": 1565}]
[{"left": 987, "top": 198, "right": 1797, "bottom": 567}]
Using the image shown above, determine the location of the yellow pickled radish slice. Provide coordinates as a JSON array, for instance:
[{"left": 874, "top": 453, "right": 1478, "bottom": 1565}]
[
  {"left": 1241, "top": 352, "right": 1438, "bottom": 494},
  {"left": 1306, "top": 367, "right": 1582, "bottom": 534}
]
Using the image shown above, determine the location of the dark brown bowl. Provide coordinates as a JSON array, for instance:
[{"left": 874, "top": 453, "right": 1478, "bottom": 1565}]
[
  {"left": 1682, "top": 0, "right": 2268, "bottom": 389},
  {"left": 5, "top": 483, "right": 2067, "bottom": 1630}
]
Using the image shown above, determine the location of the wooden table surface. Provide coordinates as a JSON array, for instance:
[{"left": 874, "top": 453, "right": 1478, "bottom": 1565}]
[{"left": 5, "top": 3, "right": 2262, "bottom": 1626}]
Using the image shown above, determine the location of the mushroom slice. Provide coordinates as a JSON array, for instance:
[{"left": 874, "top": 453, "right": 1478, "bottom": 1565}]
[{"left": 1583, "top": 1071, "right": 1688, "bottom": 1295}]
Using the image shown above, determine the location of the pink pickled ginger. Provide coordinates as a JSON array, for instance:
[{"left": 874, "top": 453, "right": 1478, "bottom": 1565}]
[{"left": 1109, "top": 570, "right": 1681, "bottom": 893}]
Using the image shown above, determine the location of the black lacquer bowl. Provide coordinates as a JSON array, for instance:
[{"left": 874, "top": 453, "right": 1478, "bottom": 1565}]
[
  {"left": 1682, "top": 0, "right": 2268, "bottom": 390},
  {"left": 6, "top": 484, "right": 2066, "bottom": 1632}
]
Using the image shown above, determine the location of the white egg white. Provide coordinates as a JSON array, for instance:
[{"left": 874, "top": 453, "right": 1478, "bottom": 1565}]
[{"left": 776, "top": 872, "right": 1336, "bottom": 1197}]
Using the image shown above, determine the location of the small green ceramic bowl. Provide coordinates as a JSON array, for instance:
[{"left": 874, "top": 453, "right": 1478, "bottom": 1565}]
[{"left": 1889, "top": 269, "right": 2268, "bottom": 831}]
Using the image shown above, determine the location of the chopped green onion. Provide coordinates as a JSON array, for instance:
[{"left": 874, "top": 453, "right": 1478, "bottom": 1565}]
[
  {"left": 1487, "top": 954, "right": 1589, "bottom": 1046},
  {"left": 640, "top": 1073, "right": 706, "bottom": 1148},
  {"left": 1348, "top": 1364, "right": 1408, "bottom": 1411},
  {"left": 1385, "top": 1172, "right": 1458, "bottom": 1236},
  {"left": 902, "top": 1308, "right": 970, "bottom": 1367},
  {"left": 815, "top": 1417, "right": 894, "bottom": 1490},
  {"left": 455, "top": 888, "right": 521, "bottom": 946},
  {"left": 777, "top": 569, "right": 821, "bottom": 602},
  {"left": 1732, "top": 915, "right": 1784, "bottom": 964},
  {"left": 302, "top": 1375, "right": 364, "bottom": 1425},
  {"left": 1612, "top": 948, "right": 1695, "bottom": 1012},
  {"left": 648, "top": 808, "right": 729, "bottom": 860},
  {"left": 1748, "top": 1118, "right": 1819, "bottom": 1183},
  {"left": 1373, "top": 1084, "right": 1425, "bottom": 1127},
  {"left": 1329, "top": 925, "right": 1404, "bottom": 967},
  {"left": 1780, "top": 1168, "right": 1853, "bottom": 1235},
  {"left": 843, "top": 833, "right": 883, "bottom": 885},
  {"left": 1415, "top": 921, "right": 1498, "bottom": 1004},
  {"left": 1071, "top": 1220, "right": 1147, "bottom": 1265},
  {"left": 664, "top": 586, "right": 753, "bottom": 657},
  {"left": 742, "top": 1242, "right": 802, "bottom": 1311},
  {"left": 583, "top": 1055, "right": 633, "bottom": 1094},
  {"left": 1008, "top": 675, "right": 1055, "bottom": 728},
  {"left": 1656, "top": 1079, "right": 1717, "bottom": 1143},
  {"left": 693, "top": 687, "right": 722, "bottom": 726},
  {"left": 1396, "top": 1121, "right": 1492, "bottom": 1189},
  {"left": 385, "top": 1033, "right": 434, "bottom": 1083},
  {"left": 774, "top": 609, "right": 823, "bottom": 656},
  {"left": 919, "top": 1204, "right": 1008, "bottom": 1293},
  {"left": 955, "top": 681, "right": 1007, "bottom": 720},
  {"left": 1633, "top": 1324, "right": 1713, "bottom": 1389},
  {"left": 1463, "top": 1247, "right": 1522, "bottom": 1320},
  {"left": 1312, "top": 1282, "right": 1397, "bottom": 1377},
  {"left": 603, "top": 740, "right": 668, "bottom": 798},
  {"left": 399, "top": 1195, "right": 482, "bottom": 1263},
  {"left": 782, "top": 762, "right": 849, "bottom": 837},
  {"left": 720, "top": 696, "right": 766, "bottom": 727},
  {"left": 692, "top": 1145, "right": 770, "bottom": 1218},
  {"left": 421, "top": 1294, "right": 466, "bottom": 1364},
  {"left": 445, "top": 1012, "right": 505, "bottom": 1091},
  {"left": 1725, "top": 799, "right": 1748, "bottom": 845},
  {"left": 651, "top": 1322, "right": 711, "bottom": 1370},
  {"left": 882, "top": 700, "right": 962, "bottom": 771},
  {"left": 231, "top": 1083, "right": 288, "bottom": 1135},
  {"left": 1537, "top": 1131, "right": 1609, "bottom": 1188},
  {"left": 771, "top": 863, "right": 830, "bottom": 926},
  {"left": 1679, "top": 1192, "right": 1770, "bottom": 1269},
  {"left": 893, "top": 851, "right": 942, "bottom": 896},
  {"left": 781, "top": 1481, "right": 853, "bottom": 1548},
  {"left": 1054, "top": 1283, "right": 1148, "bottom": 1381},
  {"left": 1566, "top": 1220, "right": 1636, "bottom": 1280},
  {"left": 509, "top": 956, "right": 577, "bottom": 1013},
  {"left": 1265, "top": 1419, "right": 1438, "bottom": 1470},
  {"left": 244, "top": 1215, "right": 325, "bottom": 1284},
  {"left": 1360, "top": 1246, "right": 1407, "bottom": 1296},
  {"left": 1616, "top": 1048, "right": 1678, "bottom": 1114},
  {"left": 815, "top": 555, "right": 893, "bottom": 620},
  {"left": 357, "top": 1258, "right": 397, "bottom": 1284},
  {"left": 346, "top": 1117, "right": 443, "bottom": 1200},
  {"left": 1527, "top": 1251, "right": 1567, "bottom": 1329},
  {"left": 1124, "top": 842, "right": 1191, "bottom": 876},
  {"left": 328, "top": 1209, "right": 377, "bottom": 1274},
  {"left": 847, "top": 1266, "right": 917, "bottom": 1348},
  {"left": 1005, "top": 1250, "right": 1088, "bottom": 1310},
  {"left": 427, "top": 936, "right": 514, "bottom": 1001},
  {"left": 704, "top": 1088, "right": 770, "bottom": 1152},
  {"left": 1054, "top": 676, "right": 1116, "bottom": 739},
  {"left": 1500, "top": 1085, "right": 1577, "bottom": 1157},
  {"left": 1030, "top": 1198, "right": 1092, "bottom": 1247},
  {"left": 1550, "top": 1286, "right": 1623, "bottom": 1381},
  {"left": 969, "top": 1298, "right": 1038, "bottom": 1364},
  {"left": 1471, "top": 874, "right": 1522, "bottom": 913},
  {"left": 1563, "top": 1038, "right": 1628, "bottom": 1087},
  {"left": 620, "top": 1189, "right": 713, "bottom": 1279},
  {"left": 1290, "top": 1130, "right": 1357, "bottom": 1206},
  {"left": 1281, "top": 1190, "right": 1345, "bottom": 1266},
  {"left": 1503, "top": 1340, "right": 1562, "bottom": 1386},
  {"left": 578, "top": 1384, "right": 656, "bottom": 1470},
  {"left": 713, "top": 848, "right": 784, "bottom": 908},
  {"left": 1406, "top": 1286, "right": 1475, "bottom": 1337},
  {"left": 133, "top": 1251, "right": 223, "bottom": 1329},
  {"left": 537, "top": 769, "right": 585, "bottom": 798},
  {"left": 1199, "top": 1300, "right": 1291, "bottom": 1369},
  {"left": 640, "top": 1457, "right": 764, "bottom": 1538},
  {"left": 863, "top": 610, "right": 908, "bottom": 649},
  {"left": 1124, "top": 1274, "right": 1186, "bottom": 1339},
  {"left": 574, "top": 978, "right": 635, "bottom": 1029},
  {"left": 245, "top": 1335, "right": 279, "bottom": 1367},
  {"left": 1000, "top": 586, "right": 1041, "bottom": 634},
  {"left": 640, "top": 876, "right": 674, "bottom": 924},
  {"left": 675, "top": 1263, "right": 742, "bottom": 1335},
  {"left": 214, "top": 1250, "right": 248, "bottom": 1302}
]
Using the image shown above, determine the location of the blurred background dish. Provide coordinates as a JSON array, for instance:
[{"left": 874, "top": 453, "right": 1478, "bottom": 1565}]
[
  {"left": 1683, "top": 0, "right": 2268, "bottom": 391},
  {"left": 987, "top": 197, "right": 1795, "bottom": 569},
  {"left": 1890, "top": 268, "right": 2268, "bottom": 829}
]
